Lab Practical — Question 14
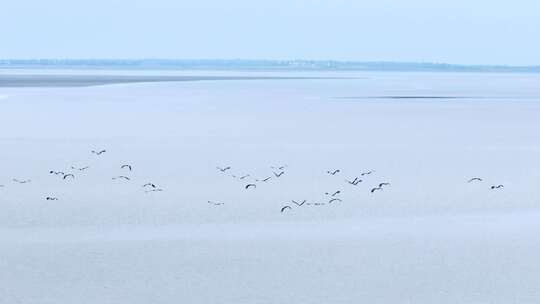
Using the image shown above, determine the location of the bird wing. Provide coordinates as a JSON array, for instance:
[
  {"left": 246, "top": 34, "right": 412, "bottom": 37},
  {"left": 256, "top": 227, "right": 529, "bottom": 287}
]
[{"left": 292, "top": 200, "right": 306, "bottom": 206}]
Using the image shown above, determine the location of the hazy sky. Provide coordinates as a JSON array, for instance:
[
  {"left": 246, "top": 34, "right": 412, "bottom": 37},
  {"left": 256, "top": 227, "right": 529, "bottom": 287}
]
[{"left": 1, "top": 0, "right": 539, "bottom": 65}]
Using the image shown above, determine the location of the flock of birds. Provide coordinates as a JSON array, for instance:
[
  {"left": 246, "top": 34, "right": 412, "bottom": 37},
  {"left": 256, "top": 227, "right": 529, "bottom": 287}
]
[
  {"left": 468, "top": 177, "right": 504, "bottom": 189},
  {"left": 0, "top": 150, "right": 505, "bottom": 214},
  {"left": 0, "top": 149, "right": 165, "bottom": 200},
  {"left": 211, "top": 165, "right": 504, "bottom": 213}
]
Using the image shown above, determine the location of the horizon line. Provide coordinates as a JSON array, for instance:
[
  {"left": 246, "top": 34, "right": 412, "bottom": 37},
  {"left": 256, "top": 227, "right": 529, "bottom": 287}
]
[
  {"left": 1, "top": 59, "right": 540, "bottom": 72},
  {"left": 1, "top": 58, "right": 539, "bottom": 67}
]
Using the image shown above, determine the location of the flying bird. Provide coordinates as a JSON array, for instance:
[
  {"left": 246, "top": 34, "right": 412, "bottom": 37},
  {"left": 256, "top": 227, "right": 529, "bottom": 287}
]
[
  {"left": 306, "top": 202, "right": 326, "bottom": 206},
  {"left": 112, "top": 176, "right": 131, "bottom": 181},
  {"left": 325, "top": 190, "right": 341, "bottom": 197},
  {"left": 328, "top": 198, "right": 342, "bottom": 204},
  {"left": 361, "top": 171, "right": 374, "bottom": 176},
  {"left": 142, "top": 183, "right": 156, "bottom": 188},
  {"left": 491, "top": 185, "right": 504, "bottom": 189},
  {"left": 13, "top": 179, "right": 31, "bottom": 184},
  {"left": 280, "top": 205, "right": 292, "bottom": 213},
  {"left": 346, "top": 177, "right": 362, "bottom": 185},
  {"left": 208, "top": 200, "right": 225, "bottom": 206},
  {"left": 45, "top": 197, "right": 59, "bottom": 201},
  {"left": 258, "top": 177, "right": 272, "bottom": 182},
  {"left": 49, "top": 171, "right": 64, "bottom": 175},
  {"left": 271, "top": 165, "right": 287, "bottom": 170},
  {"left": 245, "top": 183, "right": 256, "bottom": 190},
  {"left": 468, "top": 177, "right": 483, "bottom": 183},
  {"left": 217, "top": 166, "right": 231, "bottom": 172},
  {"left": 145, "top": 188, "right": 163, "bottom": 193},
  {"left": 291, "top": 200, "right": 306, "bottom": 207},
  {"left": 121, "top": 164, "right": 132, "bottom": 171},
  {"left": 92, "top": 149, "right": 106, "bottom": 155},
  {"left": 371, "top": 187, "right": 383, "bottom": 193},
  {"left": 327, "top": 169, "right": 340, "bottom": 175},
  {"left": 378, "top": 182, "right": 391, "bottom": 187},
  {"left": 71, "top": 166, "right": 89, "bottom": 171},
  {"left": 63, "top": 173, "right": 75, "bottom": 180},
  {"left": 273, "top": 171, "right": 285, "bottom": 178}
]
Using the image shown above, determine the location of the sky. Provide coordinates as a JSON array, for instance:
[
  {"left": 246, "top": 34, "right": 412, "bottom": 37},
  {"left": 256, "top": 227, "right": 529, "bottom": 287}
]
[{"left": 1, "top": 0, "right": 539, "bottom": 65}]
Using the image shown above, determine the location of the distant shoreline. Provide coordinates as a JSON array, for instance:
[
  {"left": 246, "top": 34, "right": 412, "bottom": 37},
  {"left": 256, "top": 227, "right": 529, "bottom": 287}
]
[
  {"left": 0, "top": 75, "right": 352, "bottom": 88},
  {"left": 1, "top": 59, "right": 540, "bottom": 73}
]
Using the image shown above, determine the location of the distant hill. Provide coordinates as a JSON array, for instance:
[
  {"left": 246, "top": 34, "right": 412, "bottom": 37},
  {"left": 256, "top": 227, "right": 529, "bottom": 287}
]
[{"left": 1, "top": 59, "right": 539, "bottom": 73}]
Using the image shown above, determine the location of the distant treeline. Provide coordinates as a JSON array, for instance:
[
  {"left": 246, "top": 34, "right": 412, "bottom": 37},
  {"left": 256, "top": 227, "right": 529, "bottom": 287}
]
[{"left": 1, "top": 59, "right": 539, "bottom": 73}]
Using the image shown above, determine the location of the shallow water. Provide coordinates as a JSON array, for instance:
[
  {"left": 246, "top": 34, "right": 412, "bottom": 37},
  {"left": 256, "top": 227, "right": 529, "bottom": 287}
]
[{"left": 1, "top": 71, "right": 539, "bottom": 303}]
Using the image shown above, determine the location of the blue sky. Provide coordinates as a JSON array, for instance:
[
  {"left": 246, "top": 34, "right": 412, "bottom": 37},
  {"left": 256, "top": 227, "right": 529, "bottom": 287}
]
[{"left": 1, "top": 0, "right": 539, "bottom": 65}]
